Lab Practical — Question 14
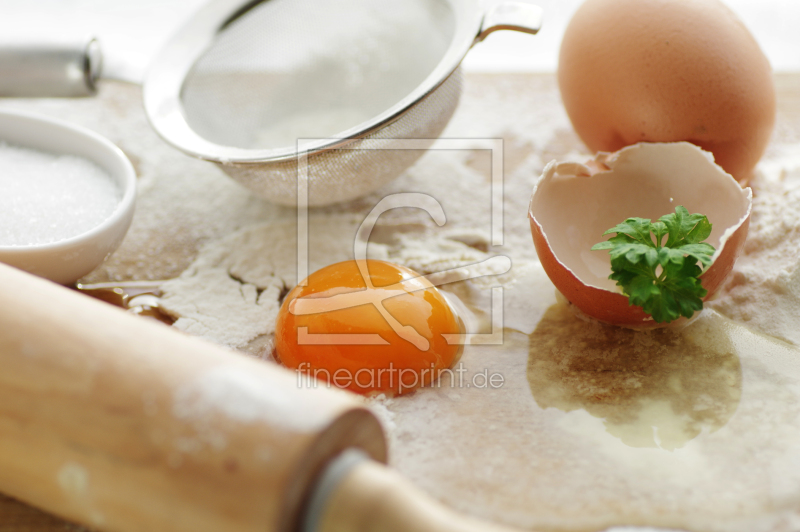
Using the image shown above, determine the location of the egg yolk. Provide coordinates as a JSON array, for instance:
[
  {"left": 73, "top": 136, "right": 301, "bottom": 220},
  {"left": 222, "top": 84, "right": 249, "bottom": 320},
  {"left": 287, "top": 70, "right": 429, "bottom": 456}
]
[{"left": 274, "top": 260, "right": 463, "bottom": 396}]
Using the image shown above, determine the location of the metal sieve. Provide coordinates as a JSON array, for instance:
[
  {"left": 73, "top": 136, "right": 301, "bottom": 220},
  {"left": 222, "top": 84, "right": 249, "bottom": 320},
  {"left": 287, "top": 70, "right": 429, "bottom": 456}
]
[{"left": 143, "top": 0, "right": 542, "bottom": 206}]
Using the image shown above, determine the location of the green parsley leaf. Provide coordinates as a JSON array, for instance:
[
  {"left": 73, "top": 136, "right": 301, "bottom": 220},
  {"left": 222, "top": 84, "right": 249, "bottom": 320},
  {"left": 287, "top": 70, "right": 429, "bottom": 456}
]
[{"left": 590, "top": 206, "right": 716, "bottom": 323}]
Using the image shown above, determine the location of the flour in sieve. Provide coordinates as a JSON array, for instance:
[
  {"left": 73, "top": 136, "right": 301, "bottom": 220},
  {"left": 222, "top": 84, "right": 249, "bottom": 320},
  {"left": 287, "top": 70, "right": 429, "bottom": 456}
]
[
  {"left": 183, "top": 0, "right": 452, "bottom": 150},
  {"left": 253, "top": 108, "right": 368, "bottom": 149}
]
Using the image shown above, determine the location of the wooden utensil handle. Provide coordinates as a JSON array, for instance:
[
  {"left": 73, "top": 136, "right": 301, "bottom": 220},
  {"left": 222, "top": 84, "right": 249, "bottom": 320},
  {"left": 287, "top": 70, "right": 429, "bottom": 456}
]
[
  {"left": 317, "top": 456, "right": 520, "bottom": 532},
  {"left": 0, "top": 262, "right": 385, "bottom": 532}
]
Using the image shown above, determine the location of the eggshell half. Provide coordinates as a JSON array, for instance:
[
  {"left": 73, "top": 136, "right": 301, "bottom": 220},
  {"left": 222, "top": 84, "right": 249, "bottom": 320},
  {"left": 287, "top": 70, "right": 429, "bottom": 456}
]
[{"left": 529, "top": 142, "right": 751, "bottom": 328}]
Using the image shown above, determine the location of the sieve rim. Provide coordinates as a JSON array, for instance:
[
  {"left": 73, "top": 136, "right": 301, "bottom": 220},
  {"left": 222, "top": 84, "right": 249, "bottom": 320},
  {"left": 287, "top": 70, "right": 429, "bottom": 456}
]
[{"left": 143, "top": 0, "right": 482, "bottom": 165}]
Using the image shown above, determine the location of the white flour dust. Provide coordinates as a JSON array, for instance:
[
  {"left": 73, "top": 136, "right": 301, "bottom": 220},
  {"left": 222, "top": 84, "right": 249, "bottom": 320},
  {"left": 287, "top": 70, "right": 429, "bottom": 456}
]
[{"left": 710, "top": 145, "right": 800, "bottom": 344}]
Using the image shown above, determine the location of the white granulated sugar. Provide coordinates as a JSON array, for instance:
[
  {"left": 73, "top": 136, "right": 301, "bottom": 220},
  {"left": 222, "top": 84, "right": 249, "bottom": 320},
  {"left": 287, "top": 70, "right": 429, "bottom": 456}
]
[{"left": 0, "top": 142, "right": 120, "bottom": 246}]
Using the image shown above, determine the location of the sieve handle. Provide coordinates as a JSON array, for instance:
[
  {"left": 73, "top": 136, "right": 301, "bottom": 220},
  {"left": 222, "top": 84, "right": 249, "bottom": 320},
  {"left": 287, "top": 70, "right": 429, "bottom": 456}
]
[
  {"left": 476, "top": 2, "right": 543, "bottom": 42},
  {"left": 0, "top": 37, "right": 102, "bottom": 97}
]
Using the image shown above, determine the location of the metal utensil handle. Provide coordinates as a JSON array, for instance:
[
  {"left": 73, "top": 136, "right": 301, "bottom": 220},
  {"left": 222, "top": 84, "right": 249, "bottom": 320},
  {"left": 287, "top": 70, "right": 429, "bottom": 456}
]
[
  {"left": 0, "top": 37, "right": 102, "bottom": 97},
  {"left": 477, "top": 1, "right": 544, "bottom": 42}
]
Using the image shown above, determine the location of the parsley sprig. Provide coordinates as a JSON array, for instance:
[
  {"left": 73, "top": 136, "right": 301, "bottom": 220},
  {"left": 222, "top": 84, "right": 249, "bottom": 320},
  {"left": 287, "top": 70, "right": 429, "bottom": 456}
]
[{"left": 591, "top": 206, "right": 716, "bottom": 323}]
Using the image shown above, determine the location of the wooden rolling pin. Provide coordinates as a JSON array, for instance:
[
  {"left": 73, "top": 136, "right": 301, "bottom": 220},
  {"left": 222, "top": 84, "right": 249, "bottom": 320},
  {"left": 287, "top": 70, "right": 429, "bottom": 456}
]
[{"left": 0, "top": 262, "right": 518, "bottom": 532}]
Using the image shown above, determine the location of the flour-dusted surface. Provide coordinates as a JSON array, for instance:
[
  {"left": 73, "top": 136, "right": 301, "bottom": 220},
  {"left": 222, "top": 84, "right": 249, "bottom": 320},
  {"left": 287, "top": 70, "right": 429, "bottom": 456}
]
[
  {"left": 709, "top": 144, "right": 800, "bottom": 345},
  {"left": 2, "top": 74, "right": 800, "bottom": 531},
  {"left": 159, "top": 216, "right": 365, "bottom": 347}
]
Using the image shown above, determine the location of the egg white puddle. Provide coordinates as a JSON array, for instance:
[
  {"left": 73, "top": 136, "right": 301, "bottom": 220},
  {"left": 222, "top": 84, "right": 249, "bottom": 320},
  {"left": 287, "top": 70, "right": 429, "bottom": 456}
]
[{"left": 382, "top": 307, "right": 800, "bottom": 532}]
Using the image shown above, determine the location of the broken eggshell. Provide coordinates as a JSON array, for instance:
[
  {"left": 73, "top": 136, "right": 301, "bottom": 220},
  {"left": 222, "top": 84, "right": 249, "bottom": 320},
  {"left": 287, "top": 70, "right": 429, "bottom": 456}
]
[{"left": 528, "top": 142, "right": 752, "bottom": 328}]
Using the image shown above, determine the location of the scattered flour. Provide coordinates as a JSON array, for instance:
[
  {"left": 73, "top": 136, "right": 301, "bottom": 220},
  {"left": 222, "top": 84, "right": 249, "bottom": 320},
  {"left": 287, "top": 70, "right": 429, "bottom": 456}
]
[
  {"left": 0, "top": 142, "right": 121, "bottom": 246},
  {"left": 57, "top": 462, "right": 89, "bottom": 498},
  {"left": 710, "top": 148, "right": 800, "bottom": 345},
  {"left": 159, "top": 215, "right": 376, "bottom": 347},
  {"left": 160, "top": 211, "right": 554, "bottom": 349},
  {"left": 364, "top": 393, "right": 397, "bottom": 434}
]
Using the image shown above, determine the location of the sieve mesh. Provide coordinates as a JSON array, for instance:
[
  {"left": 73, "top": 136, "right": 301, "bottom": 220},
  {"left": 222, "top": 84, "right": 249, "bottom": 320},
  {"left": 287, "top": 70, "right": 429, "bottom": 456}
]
[
  {"left": 221, "top": 68, "right": 463, "bottom": 206},
  {"left": 180, "top": 0, "right": 456, "bottom": 151},
  {"left": 146, "top": 0, "right": 541, "bottom": 206}
]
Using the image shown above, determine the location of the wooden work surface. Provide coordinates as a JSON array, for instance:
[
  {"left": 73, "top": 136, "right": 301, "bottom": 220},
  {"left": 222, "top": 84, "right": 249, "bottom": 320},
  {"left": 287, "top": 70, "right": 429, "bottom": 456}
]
[{"left": 1, "top": 73, "right": 800, "bottom": 531}]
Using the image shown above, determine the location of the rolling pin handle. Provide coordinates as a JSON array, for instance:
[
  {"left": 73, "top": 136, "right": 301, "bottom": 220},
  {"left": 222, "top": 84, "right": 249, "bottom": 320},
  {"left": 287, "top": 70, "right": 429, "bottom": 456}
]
[
  {"left": 301, "top": 449, "right": 370, "bottom": 532},
  {"left": 310, "top": 454, "right": 523, "bottom": 532}
]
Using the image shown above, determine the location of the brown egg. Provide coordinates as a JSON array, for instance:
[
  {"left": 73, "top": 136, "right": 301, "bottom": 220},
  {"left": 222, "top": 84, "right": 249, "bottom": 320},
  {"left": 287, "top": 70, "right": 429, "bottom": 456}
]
[
  {"left": 558, "top": 0, "right": 776, "bottom": 183},
  {"left": 528, "top": 142, "right": 751, "bottom": 328}
]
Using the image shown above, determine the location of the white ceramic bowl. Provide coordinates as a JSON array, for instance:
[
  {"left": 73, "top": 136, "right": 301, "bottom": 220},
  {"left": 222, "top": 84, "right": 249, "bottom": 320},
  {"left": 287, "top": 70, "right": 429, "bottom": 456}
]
[{"left": 0, "top": 110, "right": 136, "bottom": 284}]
